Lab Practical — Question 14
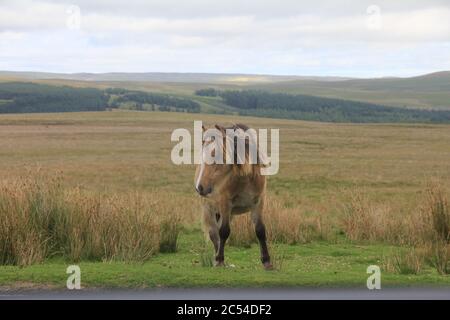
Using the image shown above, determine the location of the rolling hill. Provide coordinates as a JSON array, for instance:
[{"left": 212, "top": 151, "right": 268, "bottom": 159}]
[
  {"left": 0, "top": 71, "right": 351, "bottom": 84},
  {"left": 1, "top": 70, "right": 449, "bottom": 111},
  {"left": 249, "top": 71, "right": 450, "bottom": 110},
  {"left": 0, "top": 70, "right": 449, "bottom": 115}
]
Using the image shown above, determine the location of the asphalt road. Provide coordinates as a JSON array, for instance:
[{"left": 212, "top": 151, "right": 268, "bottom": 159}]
[{"left": 1, "top": 288, "right": 450, "bottom": 300}]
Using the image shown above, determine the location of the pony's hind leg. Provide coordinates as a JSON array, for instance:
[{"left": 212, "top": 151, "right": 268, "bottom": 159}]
[
  {"left": 216, "top": 211, "right": 230, "bottom": 267},
  {"left": 251, "top": 199, "right": 272, "bottom": 270}
]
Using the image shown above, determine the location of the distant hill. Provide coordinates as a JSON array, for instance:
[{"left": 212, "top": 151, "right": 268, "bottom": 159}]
[
  {"left": 249, "top": 71, "right": 450, "bottom": 110},
  {"left": 2, "top": 80, "right": 450, "bottom": 124},
  {"left": 305, "top": 71, "right": 450, "bottom": 92},
  {"left": 203, "top": 89, "right": 450, "bottom": 124},
  {"left": 1, "top": 70, "right": 449, "bottom": 111},
  {"left": 0, "top": 71, "right": 351, "bottom": 84}
]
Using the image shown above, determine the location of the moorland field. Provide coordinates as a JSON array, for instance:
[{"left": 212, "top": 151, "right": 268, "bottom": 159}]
[{"left": 1, "top": 110, "right": 450, "bottom": 288}]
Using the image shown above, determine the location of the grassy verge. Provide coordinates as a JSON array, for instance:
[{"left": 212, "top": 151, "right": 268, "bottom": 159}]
[{"left": 1, "top": 230, "right": 449, "bottom": 289}]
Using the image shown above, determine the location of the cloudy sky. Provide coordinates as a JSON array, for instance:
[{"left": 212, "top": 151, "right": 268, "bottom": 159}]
[{"left": 0, "top": 0, "right": 449, "bottom": 77}]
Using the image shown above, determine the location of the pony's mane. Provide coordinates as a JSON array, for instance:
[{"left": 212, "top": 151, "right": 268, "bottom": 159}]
[{"left": 218, "top": 123, "right": 268, "bottom": 177}]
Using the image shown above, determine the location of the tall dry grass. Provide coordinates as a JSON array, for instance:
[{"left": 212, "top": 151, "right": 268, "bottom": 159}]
[
  {"left": 228, "top": 197, "right": 331, "bottom": 247},
  {"left": 340, "top": 182, "right": 450, "bottom": 275},
  {"left": 340, "top": 182, "right": 450, "bottom": 244},
  {"left": 419, "top": 182, "right": 450, "bottom": 243},
  {"left": 419, "top": 182, "right": 450, "bottom": 274},
  {"left": 340, "top": 190, "right": 408, "bottom": 244},
  {"left": 382, "top": 248, "right": 426, "bottom": 275},
  {"left": 228, "top": 214, "right": 256, "bottom": 247},
  {"left": 0, "top": 175, "right": 182, "bottom": 266},
  {"left": 2, "top": 170, "right": 450, "bottom": 275}
]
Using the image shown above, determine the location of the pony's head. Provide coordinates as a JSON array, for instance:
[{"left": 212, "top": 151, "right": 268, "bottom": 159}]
[{"left": 194, "top": 123, "right": 266, "bottom": 197}]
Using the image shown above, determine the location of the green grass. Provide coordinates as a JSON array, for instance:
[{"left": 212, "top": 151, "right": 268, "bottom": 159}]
[{"left": 0, "top": 229, "right": 449, "bottom": 289}]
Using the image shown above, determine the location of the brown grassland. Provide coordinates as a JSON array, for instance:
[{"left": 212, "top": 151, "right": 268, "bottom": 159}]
[{"left": 0, "top": 110, "right": 450, "bottom": 286}]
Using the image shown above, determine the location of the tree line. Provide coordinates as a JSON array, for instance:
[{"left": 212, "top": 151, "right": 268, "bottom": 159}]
[
  {"left": 0, "top": 82, "right": 108, "bottom": 113},
  {"left": 0, "top": 83, "right": 201, "bottom": 114},
  {"left": 196, "top": 88, "right": 450, "bottom": 123},
  {"left": 3, "top": 82, "right": 450, "bottom": 123},
  {"left": 107, "top": 88, "right": 200, "bottom": 113}
]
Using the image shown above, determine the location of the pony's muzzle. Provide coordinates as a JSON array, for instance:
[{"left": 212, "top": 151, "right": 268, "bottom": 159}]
[{"left": 196, "top": 184, "right": 212, "bottom": 197}]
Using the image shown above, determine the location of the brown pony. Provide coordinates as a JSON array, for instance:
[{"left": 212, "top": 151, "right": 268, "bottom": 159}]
[{"left": 194, "top": 123, "right": 272, "bottom": 270}]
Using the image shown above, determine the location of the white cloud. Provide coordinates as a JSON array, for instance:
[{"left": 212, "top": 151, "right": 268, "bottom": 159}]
[{"left": 0, "top": 0, "right": 449, "bottom": 76}]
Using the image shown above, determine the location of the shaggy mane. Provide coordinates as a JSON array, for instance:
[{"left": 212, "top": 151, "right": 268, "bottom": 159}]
[{"left": 218, "top": 123, "right": 268, "bottom": 177}]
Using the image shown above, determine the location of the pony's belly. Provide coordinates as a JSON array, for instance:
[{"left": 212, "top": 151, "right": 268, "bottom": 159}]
[
  {"left": 230, "top": 194, "right": 257, "bottom": 214},
  {"left": 231, "top": 206, "right": 251, "bottom": 215}
]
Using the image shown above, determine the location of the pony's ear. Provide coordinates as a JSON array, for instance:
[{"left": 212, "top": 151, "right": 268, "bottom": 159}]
[{"left": 214, "top": 124, "right": 225, "bottom": 134}]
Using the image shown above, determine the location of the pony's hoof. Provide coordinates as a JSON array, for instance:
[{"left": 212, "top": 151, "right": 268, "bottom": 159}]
[
  {"left": 214, "top": 261, "right": 225, "bottom": 267},
  {"left": 263, "top": 262, "right": 273, "bottom": 270}
]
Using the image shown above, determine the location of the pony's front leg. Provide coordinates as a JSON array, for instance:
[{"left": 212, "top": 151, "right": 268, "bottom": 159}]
[
  {"left": 215, "top": 203, "right": 231, "bottom": 267},
  {"left": 202, "top": 203, "right": 219, "bottom": 254}
]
